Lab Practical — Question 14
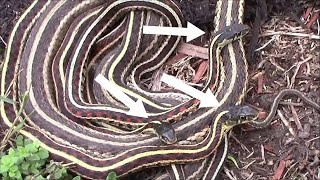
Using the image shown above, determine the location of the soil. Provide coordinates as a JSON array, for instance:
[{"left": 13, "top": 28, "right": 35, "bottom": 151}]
[{"left": 0, "top": 0, "right": 319, "bottom": 180}]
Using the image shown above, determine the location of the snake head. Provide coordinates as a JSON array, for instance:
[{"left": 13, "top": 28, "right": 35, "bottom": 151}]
[
  {"left": 153, "top": 122, "right": 177, "bottom": 144},
  {"left": 224, "top": 105, "right": 259, "bottom": 127},
  {"left": 216, "top": 24, "right": 250, "bottom": 44}
]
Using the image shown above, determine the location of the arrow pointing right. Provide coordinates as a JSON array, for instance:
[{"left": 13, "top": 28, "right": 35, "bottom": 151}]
[
  {"left": 143, "top": 21, "right": 205, "bottom": 42},
  {"left": 160, "top": 74, "right": 220, "bottom": 108}
]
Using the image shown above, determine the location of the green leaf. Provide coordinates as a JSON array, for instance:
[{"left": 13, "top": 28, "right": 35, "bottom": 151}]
[
  {"left": 0, "top": 96, "right": 15, "bottom": 104},
  {"left": 21, "top": 162, "right": 30, "bottom": 171},
  {"left": 106, "top": 172, "right": 117, "bottom": 180},
  {"left": 53, "top": 168, "right": 63, "bottom": 179},
  {"left": 30, "top": 167, "right": 39, "bottom": 175},
  {"left": 37, "top": 159, "right": 46, "bottom": 167},
  {"left": 36, "top": 149, "right": 49, "bottom": 159},
  {"left": 34, "top": 175, "right": 46, "bottom": 180},
  {"left": 227, "top": 155, "right": 239, "bottom": 169},
  {"left": 0, "top": 164, "right": 10, "bottom": 173},
  {"left": 72, "top": 176, "right": 81, "bottom": 180},
  {"left": 27, "top": 155, "right": 40, "bottom": 161},
  {"left": 17, "top": 147, "right": 29, "bottom": 158},
  {"left": 24, "top": 138, "right": 33, "bottom": 146},
  {"left": 34, "top": 162, "right": 43, "bottom": 169},
  {"left": 15, "top": 121, "right": 25, "bottom": 131},
  {"left": 9, "top": 165, "right": 19, "bottom": 172},
  {"left": 33, "top": 141, "right": 40, "bottom": 147},
  {"left": 8, "top": 170, "right": 17, "bottom": 178},
  {"left": 8, "top": 148, "right": 16, "bottom": 156},
  {"left": 16, "top": 135, "right": 24, "bottom": 147},
  {"left": 25, "top": 143, "right": 38, "bottom": 153},
  {"left": 14, "top": 171, "right": 22, "bottom": 179},
  {"left": 0, "top": 151, "right": 6, "bottom": 158},
  {"left": 1, "top": 155, "right": 14, "bottom": 167},
  {"left": 1, "top": 172, "right": 9, "bottom": 178},
  {"left": 21, "top": 92, "right": 30, "bottom": 102}
]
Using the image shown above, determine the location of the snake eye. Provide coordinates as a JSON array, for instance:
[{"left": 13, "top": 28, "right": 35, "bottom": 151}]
[
  {"left": 161, "top": 135, "right": 169, "bottom": 143},
  {"left": 239, "top": 115, "right": 247, "bottom": 120}
]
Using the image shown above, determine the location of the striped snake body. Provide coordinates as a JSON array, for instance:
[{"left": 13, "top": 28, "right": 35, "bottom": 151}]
[
  {"left": 1, "top": 0, "right": 257, "bottom": 179},
  {"left": 166, "top": 0, "right": 249, "bottom": 179}
]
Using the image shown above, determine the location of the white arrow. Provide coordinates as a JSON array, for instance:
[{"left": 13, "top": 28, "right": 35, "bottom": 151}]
[
  {"left": 160, "top": 74, "right": 220, "bottom": 108},
  {"left": 94, "top": 74, "right": 148, "bottom": 118},
  {"left": 143, "top": 21, "right": 205, "bottom": 42}
]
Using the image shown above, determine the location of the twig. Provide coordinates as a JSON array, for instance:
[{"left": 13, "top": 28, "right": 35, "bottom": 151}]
[
  {"left": 307, "top": 136, "right": 320, "bottom": 143},
  {"left": 245, "top": 173, "right": 254, "bottom": 180},
  {"left": 261, "top": 31, "right": 320, "bottom": 40},
  {"left": 230, "top": 132, "right": 250, "bottom": 153},
  {"left": 289, "top": 56, "right": 313, "bottom": 89},
  {"left": 282, "top": 161, "right": 299, "bottom": 180},
  {"left": 243, "top": 160, "right": 256, "bottom": 169},
  {"left": 265, "top": 55, "right": 285, "bottom": 71},
  {"left": 246, "top": 148, "right": 255, "bottom": 159},
  {"left": 255, "top": 35, "right": 277, "bottom": 52},
  {"left": 279, "top": 101, "right": 304, "bottom": 107},
  {"left": 223, "top": 166, "right": 237, "bottom": 180},
  {"left": 277, "top": 110, "right": 296, "bottom": 137},
  {"left": 0, "top": 92, "right": 29, "bottom": 151},
  {"left": 317, "top": 18, "right": 320, "bottom": 35},
  {"left": 290, "top": 105, "right": 303, "bottom": 131},
  {"left": 0, "top": 35, "right": 7, "bottom": 47},
  {"left": 258, "top": 144, "right": 266, "bottom": 165}
]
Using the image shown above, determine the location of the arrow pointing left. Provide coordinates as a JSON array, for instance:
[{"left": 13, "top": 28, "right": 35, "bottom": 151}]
[{"left": 94, "top": 74, "right": 148, "bottom": 118}]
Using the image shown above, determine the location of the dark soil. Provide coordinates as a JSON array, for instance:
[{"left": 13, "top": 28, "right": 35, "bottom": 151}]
[{"left": 0, "top": 0, "right": 319, "bottom": 180}]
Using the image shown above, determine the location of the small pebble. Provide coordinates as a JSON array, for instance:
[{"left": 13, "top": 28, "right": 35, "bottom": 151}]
[
  {"left": 298, "top": 123, "right": 311, "bottom": 139},
  {"left": 267, "top": 159, "right": 274, "bottom": 166}
]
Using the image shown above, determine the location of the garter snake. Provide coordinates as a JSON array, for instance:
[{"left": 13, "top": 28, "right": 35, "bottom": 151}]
[
  {"left": 250, "top": 89, "right": 320, "bottom": 128},
  {"left": 1, "top": 0, "right": 257, "bottom": 179},
  {"left": 165, "top": 0, "right": 250, "bottom": 179},
  {"left": 165, "top": 1, "right": 320, "bottom": 179}
]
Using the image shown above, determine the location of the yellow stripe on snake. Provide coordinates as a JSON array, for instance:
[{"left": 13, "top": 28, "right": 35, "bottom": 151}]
[
  {"left": 2, "top": 0, "right": 319, "bottom": 179},
  {"left": 0, "top": 1, "right": 254, "bottom": 178}
]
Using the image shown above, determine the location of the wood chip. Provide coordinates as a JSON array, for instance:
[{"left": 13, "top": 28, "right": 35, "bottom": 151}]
[
  {"left": 264, "top": 143, "right": 275, "bottom": 154},
  {"left": 165, "top": 53, "right": 187, "bottom": 65},
  {"left": 257, "top": 72, "right": 264, "bottom": 94},
  {"left": 272, "top": 160, "right": 286, "bottom": 180},
  {"left": 177, "top": 42, "right": 208, "bottom": 59},
  {"left": 258, "top": 111, "right": 267, "bottom": 119},
  {"left": 192, "top": 60, "right": 208, "bottom": 83},
  {"left": 304, "top": 7, "right": 314, "bottom": 20},
  {"left": 306, "top": 11, "right": 319, "bottom": 29}
]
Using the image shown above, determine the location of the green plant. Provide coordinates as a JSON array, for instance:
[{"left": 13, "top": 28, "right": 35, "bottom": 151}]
[
  {"left": 0, "top": 92, "right": 29, "bottom": 152},
  {"left": 0, "top": 135, "right": 48, "bottom": 179},
  {"left": 0, "top": 92, "right": 81, "bottom": 180},
  {"left": 106, "top": 172, "right": 118, "bottom": 180},
  {"left": 0, "top": 135, "right": 81, "bottom": 180}
]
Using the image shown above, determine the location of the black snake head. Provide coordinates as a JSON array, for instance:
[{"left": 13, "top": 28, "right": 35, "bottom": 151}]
[
  {"left": 224, "top": 105, "right": 259, "bottom": 127},
  {"left": 215, "top": 24, "right": 250, "bottom": 45},
  {"left": 153, "top": 121, "right": 177, "bottom": 145}
]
